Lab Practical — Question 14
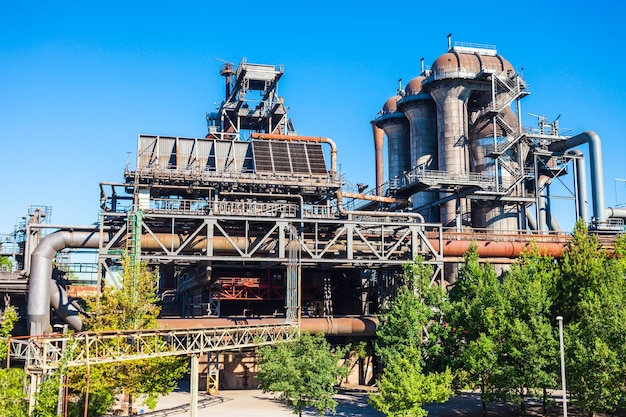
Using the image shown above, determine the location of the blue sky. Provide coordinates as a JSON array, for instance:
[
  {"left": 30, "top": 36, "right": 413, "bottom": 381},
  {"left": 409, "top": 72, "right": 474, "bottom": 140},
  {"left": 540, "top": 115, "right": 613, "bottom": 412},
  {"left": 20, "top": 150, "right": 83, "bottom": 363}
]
[{"left": 1, "top": 1, "right": 624, "bottom": 234}]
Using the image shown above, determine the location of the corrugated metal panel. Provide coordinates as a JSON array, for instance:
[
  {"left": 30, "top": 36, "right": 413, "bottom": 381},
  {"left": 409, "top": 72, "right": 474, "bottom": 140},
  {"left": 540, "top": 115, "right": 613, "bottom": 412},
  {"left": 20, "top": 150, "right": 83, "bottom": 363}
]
[
  {"left": 232, "top": 142, "right": 251, "bottom": 173},
  {"left": 158, "top": 137, "right": 176, "bottom": 169},
  {"left": 138, "top": 135, "right": 158, "bottom": 169},
  {"left": 214, "top": 141, "right": 232, "bottom": 173},
  {"left": 177, "top": 138, "right": 196, "bottom": 170},
  {"left": 197, "top": 140, "right": 212, "bottom": 171}
]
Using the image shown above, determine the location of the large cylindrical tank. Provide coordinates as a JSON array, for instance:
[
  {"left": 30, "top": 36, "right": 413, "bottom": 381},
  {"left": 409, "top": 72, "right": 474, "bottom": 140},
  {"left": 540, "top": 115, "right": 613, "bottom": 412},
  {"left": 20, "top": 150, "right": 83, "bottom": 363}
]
[
  {"left": 423, "top": 49, "right": 516, "bottom": 227},
  {"left": 375, "top": 95, "right": 410, "bottom": 183},
  {"left": 424, "top": 55, "right": 473, "bottom": 226},
  {"left": 398, "top": 76, "right": 439, "bottom": 221}
]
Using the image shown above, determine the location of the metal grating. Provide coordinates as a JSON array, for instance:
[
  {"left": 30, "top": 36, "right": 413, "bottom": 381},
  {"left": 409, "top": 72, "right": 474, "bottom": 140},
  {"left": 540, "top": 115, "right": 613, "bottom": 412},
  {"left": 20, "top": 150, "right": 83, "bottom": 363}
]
[
  {"left": 252, "top": 141, "right": 274, "bottom": 172},
  {"left": 271, "top": 141, "right": 292, "bottom": 173},
  {"left": 306, "top": 143, "right": 328, "bottom": 175},
  {"left": 290, "top": 143, "right": 310, "bottom": 174}
]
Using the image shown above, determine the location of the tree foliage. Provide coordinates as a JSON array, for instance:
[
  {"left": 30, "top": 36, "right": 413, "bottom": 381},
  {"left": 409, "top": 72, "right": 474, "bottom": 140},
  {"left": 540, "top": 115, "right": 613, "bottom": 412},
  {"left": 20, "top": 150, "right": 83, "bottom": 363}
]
[
  {"left": 64, "top": 255, "right": 187, "bottom": 416},
  {"left": 447, "top": 244, "right": 504, "bottom": 410},
  {"left": 0, "top": 305, "right": 28, "bottom": 417},
  {"left": 257, "top": 332, "right": 348, "bottom": 417},
  {"left": 497, "top": 245, "right": 559, "bottom": 413},
  {"left": 371, "top": 256, "right": 452, "bottom": 417},
  {"left": 444, "top": 243, "right": 561, "bottom": 415},
  {"left": 369, "top": 347, "right": 452, "bottom": 417},
  {"left": 0, "top": 257, "right": 12, "bottom": 271},
  {"left": 558, "top": 222, "right": 626, "bottom": 415}
]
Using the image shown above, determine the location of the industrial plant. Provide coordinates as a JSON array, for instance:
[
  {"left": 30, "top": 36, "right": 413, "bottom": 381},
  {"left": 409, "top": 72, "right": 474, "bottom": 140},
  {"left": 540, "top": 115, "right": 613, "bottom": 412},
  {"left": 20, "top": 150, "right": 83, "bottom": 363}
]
[{"left": 1, "top": 38, "right": 624, "bottom": 404}]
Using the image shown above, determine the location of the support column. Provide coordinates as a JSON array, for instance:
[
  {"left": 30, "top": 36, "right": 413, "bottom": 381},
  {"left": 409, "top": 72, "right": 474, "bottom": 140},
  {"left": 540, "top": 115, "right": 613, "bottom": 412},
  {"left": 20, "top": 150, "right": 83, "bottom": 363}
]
[
  {"left": 207, "top": 351, "right": 220, "bottom": 395},
  {"left": 190, "top": 355, "right": 199, "bottom": 417},
  {"left": 28, "top": 372, "right": 42, "bottom": 415}
]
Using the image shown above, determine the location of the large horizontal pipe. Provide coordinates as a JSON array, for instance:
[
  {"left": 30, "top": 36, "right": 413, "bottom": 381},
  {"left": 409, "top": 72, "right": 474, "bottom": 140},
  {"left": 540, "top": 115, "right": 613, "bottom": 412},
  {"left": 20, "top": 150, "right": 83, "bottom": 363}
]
[
  {"left": 430, "top": 239, "right": 566, "bottom": 258},
  {"left": 606, "top": 207, "right": 626, "bottom": 219},
  {"left": 157, "top": 316, "right": 379, "bottom": 337},
  {"left": 340, "top": 191, "right": 406, "bottom": 205},
  {"left": 133, "top": 232, "right": 572, "bottom": 260}
]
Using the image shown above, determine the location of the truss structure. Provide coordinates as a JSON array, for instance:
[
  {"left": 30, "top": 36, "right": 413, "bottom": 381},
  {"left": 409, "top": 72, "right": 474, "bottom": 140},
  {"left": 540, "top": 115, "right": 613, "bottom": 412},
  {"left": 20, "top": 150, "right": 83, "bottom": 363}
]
[
  {"left": 9, "top": 323, "right": 299, "bottom": 372},
  {"left": 98, "top": 210, "right": 443, "bottom": 270}
]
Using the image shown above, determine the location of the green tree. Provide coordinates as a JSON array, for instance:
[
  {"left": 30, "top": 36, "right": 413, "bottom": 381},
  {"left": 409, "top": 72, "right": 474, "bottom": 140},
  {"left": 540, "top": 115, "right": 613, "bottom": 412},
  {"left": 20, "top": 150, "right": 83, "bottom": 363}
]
[
  {"left": 0, "top": 305, "right": 28, "bottom": 417},
  {"left": 547, "top": 222, "right": 626, "bottom": 415},
  {"left": 0, "top": 257, "right": 12, "bottom": 271},
  {"left": 447, "top": 243, "right": 506, "bottom": 416},
  {"left": 369, "top": 347, "right": 452, "bottom": 417},
  {"left": 371, "top": 256, "right": 452, "bottom": 417},
  {"left": 257, "top": 332, "right": 348, "bottom": 417},
  {"left": 497, "top": 246, "right": 559, "bottom": 414},
  {"left": 554, "top": 220, "right": 606, "bottom": 323},
  {"left": 0, "top": 368, "right": 28, "bottom": 417},
  {"left": 558, "top": 229, "right": 626, "bottom": 416},
  {"left": 65, "top": 256, "right": 187, "bottom": 416}
]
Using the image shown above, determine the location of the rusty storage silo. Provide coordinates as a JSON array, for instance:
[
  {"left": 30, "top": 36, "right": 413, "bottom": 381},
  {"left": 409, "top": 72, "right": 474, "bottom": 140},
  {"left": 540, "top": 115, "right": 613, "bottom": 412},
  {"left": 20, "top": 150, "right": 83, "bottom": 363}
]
[
  {"left": 397, "top": 76, "right": 439, "bottom": 222},
  {"left": 375, "top": 95, "right": 410, "bottom": 184}
]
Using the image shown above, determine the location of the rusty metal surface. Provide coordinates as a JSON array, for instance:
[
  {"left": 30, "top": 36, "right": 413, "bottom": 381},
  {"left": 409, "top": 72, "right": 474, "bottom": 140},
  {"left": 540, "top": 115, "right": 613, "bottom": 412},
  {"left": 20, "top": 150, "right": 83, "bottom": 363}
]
[{"left": 157, "top": 316, "right": 379, "bottom": 336}]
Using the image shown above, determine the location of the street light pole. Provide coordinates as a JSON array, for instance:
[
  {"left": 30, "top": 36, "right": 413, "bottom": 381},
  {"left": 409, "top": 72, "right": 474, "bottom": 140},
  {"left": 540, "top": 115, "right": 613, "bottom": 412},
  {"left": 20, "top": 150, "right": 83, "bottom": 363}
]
[{"left": 557, "top": 316, "right": 567, "bottom": 417}]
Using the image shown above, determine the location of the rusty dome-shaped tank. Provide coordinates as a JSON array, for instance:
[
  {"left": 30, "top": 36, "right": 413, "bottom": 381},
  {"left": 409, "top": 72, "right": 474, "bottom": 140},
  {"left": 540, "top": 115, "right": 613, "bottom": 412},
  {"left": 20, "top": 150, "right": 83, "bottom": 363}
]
[
  {"left": 405, "top": 76, "right": 426, "bottom": 95},
  {"left": 382, "top": 95, "right": 402, "bottom": 114},
  {"left": 430, "top": 49, "right": 514, "bottom": 76}
]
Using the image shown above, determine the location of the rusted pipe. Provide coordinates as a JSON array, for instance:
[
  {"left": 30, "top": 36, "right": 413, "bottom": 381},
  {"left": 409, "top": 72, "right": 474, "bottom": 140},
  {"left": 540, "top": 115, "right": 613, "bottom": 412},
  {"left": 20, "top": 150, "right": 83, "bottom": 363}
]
[
  {"left": 340, "top": 191, "right": 406, "bottom": 205},
  {"left": 335, "top": 190, "right": 425, "bottom": 222},
  {"left": 157, "top": 316, "right": 379, "bottom": 336},
  {"left": 371, "top": 120, "right": 385, "bottom": 196},
  {"left": 250, "top": 133, "right": 337, "bottom": 177},
  {"left": 431, "top": 239, "right": 566, "bottom": 258}
]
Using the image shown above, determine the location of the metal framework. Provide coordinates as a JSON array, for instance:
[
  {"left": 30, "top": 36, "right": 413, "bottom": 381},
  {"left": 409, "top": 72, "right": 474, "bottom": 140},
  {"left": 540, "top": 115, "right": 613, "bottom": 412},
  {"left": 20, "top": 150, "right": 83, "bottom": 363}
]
[
  {"left": 9, "top": 323, "right": 299, "bottom": 372},
  {"left": 97, "top": 210, "right": 443, "bottom": 274}
]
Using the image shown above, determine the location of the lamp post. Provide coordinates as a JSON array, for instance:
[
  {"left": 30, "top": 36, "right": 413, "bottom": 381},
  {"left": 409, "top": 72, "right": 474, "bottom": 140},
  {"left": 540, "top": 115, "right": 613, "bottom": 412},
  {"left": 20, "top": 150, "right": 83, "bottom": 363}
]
[{"left": 557, "top": 316, "right": 567, "bottom": 417}]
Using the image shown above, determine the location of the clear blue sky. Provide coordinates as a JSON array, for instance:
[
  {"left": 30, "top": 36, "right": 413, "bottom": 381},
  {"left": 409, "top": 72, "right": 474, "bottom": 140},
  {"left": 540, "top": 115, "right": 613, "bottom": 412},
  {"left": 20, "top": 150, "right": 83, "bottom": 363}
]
[{"left": 1, "top": 1, "right": 624, "bottom": 234}]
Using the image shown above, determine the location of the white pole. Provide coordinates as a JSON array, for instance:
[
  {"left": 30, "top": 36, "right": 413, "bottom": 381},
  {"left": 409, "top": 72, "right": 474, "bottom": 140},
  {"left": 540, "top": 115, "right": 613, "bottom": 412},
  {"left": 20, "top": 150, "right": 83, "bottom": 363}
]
[
  {"left": 557, "top": 316, "right": 567, "bottom": 417},
  {"left": 190, "top": 355, "right": 199, "bottom": 417}
]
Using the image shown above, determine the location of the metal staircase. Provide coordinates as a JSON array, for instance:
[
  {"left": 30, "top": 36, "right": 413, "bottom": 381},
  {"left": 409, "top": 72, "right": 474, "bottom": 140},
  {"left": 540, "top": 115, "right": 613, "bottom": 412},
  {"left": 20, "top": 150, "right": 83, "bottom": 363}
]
[
  {"left": 126, "top": 209, "right": 144, "bottom": 271},
  {"left": 492, "top": 73, "right": 528, "bottom": 113}
]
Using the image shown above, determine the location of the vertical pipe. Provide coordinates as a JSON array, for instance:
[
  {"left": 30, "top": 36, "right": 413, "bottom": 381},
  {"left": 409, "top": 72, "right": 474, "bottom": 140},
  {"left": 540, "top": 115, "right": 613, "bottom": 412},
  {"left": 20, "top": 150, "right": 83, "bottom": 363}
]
[
  {"left": 537, "top": 176, "right": 550, "bottom": 232},
  {"left": 371, "top": 121, "right": 385, "bottom": 196},
  {"left": 568, "top": 149, "right": 588, "bottom": 223},
  {"left": 549, "top": 131, "right": 604, "bottom": 223}
]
